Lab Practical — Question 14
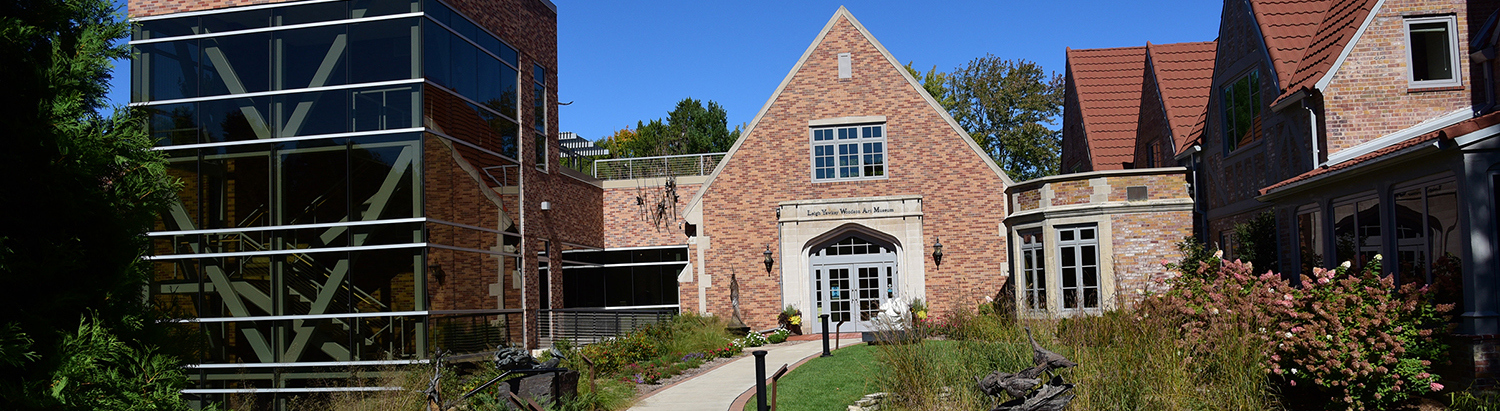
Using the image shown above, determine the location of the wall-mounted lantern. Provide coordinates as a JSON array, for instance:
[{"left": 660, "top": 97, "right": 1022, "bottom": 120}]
[
  {"left": 932, "top": 238, "right": 944, "bottom": 268},
  {"left": 764, "top": 245, "right": 775, "bottom": 274}
]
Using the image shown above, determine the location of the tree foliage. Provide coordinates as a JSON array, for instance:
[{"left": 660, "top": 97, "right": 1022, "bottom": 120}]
[
  {"left": 599, "top": 98, "right": 741, "bottom": 158},
  {"left": 943, "top": 56, "right": 1064, "bottom": 181},
  {"left": 903, "top": 61, "right": 957, "bottom": 112},
  {"left": 0, "top": 0, "right": 195, "bottom": 408}
]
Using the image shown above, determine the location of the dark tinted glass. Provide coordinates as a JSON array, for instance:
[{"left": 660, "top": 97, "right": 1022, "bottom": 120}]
[
  {"left": 274, "top": 90, "right": 348, "bottom": 137},
  {"left": 350, "top": 248, "right": 420, "bottom": 313},
  {"left": 147, "top": 103, "right": 198, "bottom": 145},
  {"left": 201, "top": 33, "right": 271, "bottom": 96},
  {"left": 273, "top": 1, "right": 347, "bottom": 26},
  {"left": 350, "top": 18, "right": 418, "bottom": 84},
  {"left": 422, "top": 0, "right": 451, "bottom": 23},
  {"left": 446, "top": 12, "right": 479, "bottom": 44},
  {"left": 423, "top": 20, "right": 451, "bottom": 87},
  {"left": 489, "top": 111, "right": 519, "bottom": 159},
  {"left": 273, "top": 25, "right": 347, "bottom": 90},
  {"left": 451, "top": 37, "right": 477, "bottom": 98},
  {"left": 350, "top": 136, "right": 420, "bottom": 220},
  {"left": 201, "top": 8, "right": 269, "bottom": 33},
  {"left": 353, "top": 0, "right": 419, "bottom": 18},
  {"left": 137, "top": 16, "right": 198, "bottom": 40},
  {"left": 278, "top": 138, "right": 350, "bottom": 225},
  {"left": 533, "top": 65, "right": 545, "bottom": 85},
  {"left": 498, "top": 42, "right": 517, "bottom": 67},
  {"left": 476, "top": 55, "right": 501, "bottom": 108},
  {"left": 533, "top": 82, "right": 544, "bottom": 132},
  {"left": 351, "top": 85, "right": 419, "bottom": 131},
  {"left": 478, "top": 34, "right": 501, "bottom": 60},
  {"left": 497, "top": 64, "right": 517, "bottom": 117},
  {"left": 201, "top": 146, "right": 272, "bottom": 228},
  {"left": 136, "top": 41, "right": 199, "bottom": 102},
  {"left": 199, "top": 97, "right": 271, "bottom": 142}
]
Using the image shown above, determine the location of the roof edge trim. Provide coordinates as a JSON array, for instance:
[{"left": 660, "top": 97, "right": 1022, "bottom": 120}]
[{"left": 1313, "top": 0, "right": 1385, "bottom": 92}]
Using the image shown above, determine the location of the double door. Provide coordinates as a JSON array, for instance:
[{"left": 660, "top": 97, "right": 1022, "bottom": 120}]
[{"left": 812, "top": 262, "right": 897, "bottom": 332}]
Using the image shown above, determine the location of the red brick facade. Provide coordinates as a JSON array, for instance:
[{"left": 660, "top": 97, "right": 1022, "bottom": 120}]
[
  {"left": 683, "top": 10, "right": 1011, "bottom": 331},
  {"left": 601, "top": 180, "right": 700, "bottom": 248}
]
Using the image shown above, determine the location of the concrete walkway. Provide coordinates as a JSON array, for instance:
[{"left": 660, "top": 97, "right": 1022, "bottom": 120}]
[{"left": 628, "top": 335, "right": 862, "bottom": 411}]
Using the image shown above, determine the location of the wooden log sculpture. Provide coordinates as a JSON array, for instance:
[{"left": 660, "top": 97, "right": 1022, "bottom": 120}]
[{"left": 974, "top": 328, "right": 1076, "bottom": 411}]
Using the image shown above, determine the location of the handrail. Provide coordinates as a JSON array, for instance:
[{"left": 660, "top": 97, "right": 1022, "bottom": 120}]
[{"left": 592, "top": 152, "right": 725, "bottom": 180}]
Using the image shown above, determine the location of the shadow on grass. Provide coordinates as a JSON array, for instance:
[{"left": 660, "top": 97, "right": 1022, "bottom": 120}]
[{"left": 743, "top": 344, "right": 878, "bottom": 411}]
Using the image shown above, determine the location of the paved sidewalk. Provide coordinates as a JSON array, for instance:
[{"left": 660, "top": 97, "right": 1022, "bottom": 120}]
[{"left": 628, "top": 336, "right": 862, "bottom": 411}]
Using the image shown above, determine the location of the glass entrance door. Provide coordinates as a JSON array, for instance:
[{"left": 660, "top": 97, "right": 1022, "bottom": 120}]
[{"left": 809, "top": 235, "right": 897, "bottom": 332}]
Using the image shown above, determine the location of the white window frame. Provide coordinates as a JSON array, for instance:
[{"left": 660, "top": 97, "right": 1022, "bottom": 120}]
[
  {"left": 1056, "top": 224, "right": 1101, "bottom": 313},
  {"left": 810, "top": 123, "right": 887, "bottom": 182},
  {"left": 1404, "top": 15, "right": 1463, "bottom": 89},
  {"left": 1018, "top": 230, "right": 1047, "bottom": 312}
]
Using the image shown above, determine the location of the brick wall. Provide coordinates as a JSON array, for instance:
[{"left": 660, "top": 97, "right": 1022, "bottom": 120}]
[
  {"left": 1134, "top": 68, "right": 1174, "bottom": 168},
  {"left": 691, "top": 16, "right": 1010, "bottom": 330},
  {"left": 1061, "top": 71, "right": 1093, "bottom": 173},
  {"left": 1050, "top": 180, "right": 1092, "bottom": 206},
  {"left": 602, "top": 181, "right": 700, "bottom": 248},
  {"left": 1107, "top": 173, "right": 1190, "bottom": 202},
  {"left": 1111, "top": 210, "right": 1191, "bottom": 306},
  {"left": 1322, "top": 0, "right": 1473, "bottom": 156}
]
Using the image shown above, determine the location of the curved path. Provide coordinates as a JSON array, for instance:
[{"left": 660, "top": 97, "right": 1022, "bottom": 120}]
[{"left": 628, "top": 334, "right": 862, "bottom": 411}]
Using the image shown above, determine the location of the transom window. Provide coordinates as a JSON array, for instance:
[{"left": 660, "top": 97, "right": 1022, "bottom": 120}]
[
  {"left": 1405, "top": 15, "right": 1462, "bottom": 89},
  {"left": 812, "top": 124, "right": 885, "bottom": 181},
  {"left": 1221, "top": 70, "right": 1261, "bottom": 153}
]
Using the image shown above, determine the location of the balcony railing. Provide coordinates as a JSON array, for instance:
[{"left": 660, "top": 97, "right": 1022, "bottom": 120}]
[
  {"left": 592, "top": 153, "right": 726, "bottom": 180},
  {"left": 538, "top": 308, "right": 677, "bottom": 346}
]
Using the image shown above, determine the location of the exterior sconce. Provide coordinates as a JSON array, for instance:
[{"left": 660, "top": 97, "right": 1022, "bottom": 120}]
[
  {"left": 932, "top": 238, "right": 944, "bottom": 268},
  {"left": 764, "top": 245, "right": 775, "bottom": 274}
]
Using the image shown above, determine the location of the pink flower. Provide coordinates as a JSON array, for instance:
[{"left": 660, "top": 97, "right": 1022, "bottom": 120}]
[
  {"left": 1290, "top": 380, "right": 1297, "bottom": 386},
  {"left": 1431, "top": 382, "right": 1444, "bottom": 391}
]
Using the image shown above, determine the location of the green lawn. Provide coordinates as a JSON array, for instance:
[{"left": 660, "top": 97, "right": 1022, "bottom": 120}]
[{"left": 744, "top": 343, "right": 879, "bottom": 411}]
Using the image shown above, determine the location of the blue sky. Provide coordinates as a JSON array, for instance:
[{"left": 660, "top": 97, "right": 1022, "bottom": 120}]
[{"left": 105, "top": 1, "right": 1224, "bottom": 142}]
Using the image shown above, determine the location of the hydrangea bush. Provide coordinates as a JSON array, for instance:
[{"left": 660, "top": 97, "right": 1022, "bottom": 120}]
[{"left": 1149, "top": 248, "right": 1452, "bottom": 410}]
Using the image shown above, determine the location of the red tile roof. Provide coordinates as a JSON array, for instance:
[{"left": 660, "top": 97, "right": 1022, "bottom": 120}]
[
  {"left": 1250, "top": 0, "right": 1331, "bottom": 89},
  {"left": 1067, "top": 46, "right": 1148, "bottom": 170},
  {"left": 1273, "top": 0, "right": 1378, "bottom": 105},
  {"left": 1260, "top": 111, "right": 1500, "bottom": 195},
  {"left": 1147, "top": 41, "right": 1218, "bottom": 152}
]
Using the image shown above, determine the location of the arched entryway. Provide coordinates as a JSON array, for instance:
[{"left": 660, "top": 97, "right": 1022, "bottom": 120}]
[{"left": 808, "top": 233, "right": 899, "bottom": 332}]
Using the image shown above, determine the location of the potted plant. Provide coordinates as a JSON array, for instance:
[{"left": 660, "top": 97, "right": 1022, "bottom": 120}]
[{"left": 777, "top": 305, "right": 803, "bottom": 335}]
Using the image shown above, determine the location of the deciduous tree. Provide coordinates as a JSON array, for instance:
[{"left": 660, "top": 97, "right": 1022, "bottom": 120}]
[{"left": 945, "top": 56, "right": 1064, "bottom": 181}]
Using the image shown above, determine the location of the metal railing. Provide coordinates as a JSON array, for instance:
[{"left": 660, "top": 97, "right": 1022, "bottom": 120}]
[
  {"left": 430, "top": 310, "right": 526, "bottom": 355},
  {"left": 538, "top": 308, "right": 677, "bottom": 346},
  {"left": 592, "top": 153, "right": 725, "bottom": 180}
]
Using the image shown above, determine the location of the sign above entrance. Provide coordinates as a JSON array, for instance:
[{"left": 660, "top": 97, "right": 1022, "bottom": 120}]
[{"left": 778, "top": 195, "right": 923, "bottom": 223}]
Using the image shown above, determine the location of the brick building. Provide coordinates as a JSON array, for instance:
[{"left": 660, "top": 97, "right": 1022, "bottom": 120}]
[
  {"left": 129, "top": 0, "right": 603, "bottom": 405},
  {"left": 1065, "top": 0, "right": 1500, "bottom": 385}
]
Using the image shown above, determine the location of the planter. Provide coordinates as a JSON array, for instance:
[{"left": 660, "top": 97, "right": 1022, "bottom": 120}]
[{"left": 783, "top": 323, "right": 802, "bottom": 335}]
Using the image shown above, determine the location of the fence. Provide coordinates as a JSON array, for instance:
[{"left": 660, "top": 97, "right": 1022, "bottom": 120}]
[
  {"left": 538, "top": 308, "right": 677, "bottom": 346},
  {"left": 592, "top": 153, "right": 725, "bottom": 180},
  {"left": 429, "top": 310, "right": 526, "bottom": 354}
]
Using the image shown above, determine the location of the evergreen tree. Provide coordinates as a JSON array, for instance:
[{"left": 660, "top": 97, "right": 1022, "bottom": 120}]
[{"left": 0, "top": 0, "right": 196, "bottom": 408}]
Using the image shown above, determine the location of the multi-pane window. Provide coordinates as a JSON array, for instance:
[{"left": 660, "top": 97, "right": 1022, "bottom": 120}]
[
  {"left": 1221, "top": 70, "right": 1261, "bottom": 153},
  {"left": 1405, "top": 16, "right": 1462, "bottom": 88},
  {"left": 1019, "top": 230, "right": 1046, "bottom": 311},
  {"left": 1297, "top": 207, "right": 1323, "bottom": 276},
  {"left": 534, "top": 64, "right": 547, "bottom": 170},
  {"left": 1057, "top": 225, "right": 1100, "bottom": 312},
  {"left": 812, "top": 124, "right": 885, "bottom": 181},
  {"left": 1394, "top": 180, "right": 1458, "bottom": 285},
  {"left": 1333, "top": 197, "right": 1381, "bottom": 271}
]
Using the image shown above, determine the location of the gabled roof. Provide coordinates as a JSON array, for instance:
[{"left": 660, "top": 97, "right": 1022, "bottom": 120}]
[
  {"left": 1067, "top": 46, "right": 1148, "bottom": 170},
  {"left": 1147, "top": 41, "right": 1217, "bottom": 151},
  {"left": 1249, "top": 0, "right": 1331, "bottom": 89},
  {"left": 682, "top": 7, "right": 1014, "bottom": 222},
  {"left": 1272, "top": 0, "right": 1380, "bottom": 105},
  {"left": 1260, "top": 111, "right": 1500, "bottom": 196}
]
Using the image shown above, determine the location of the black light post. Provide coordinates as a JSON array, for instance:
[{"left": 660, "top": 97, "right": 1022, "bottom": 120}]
[
  {"left": 819, "top": 314, "right": 831, "bottom": 357},
  {"left": 754, "top": 350, "right": 769, "bottom": 411}
]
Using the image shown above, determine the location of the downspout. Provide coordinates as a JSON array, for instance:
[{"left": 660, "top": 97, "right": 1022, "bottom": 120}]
[{"left": 1305, "top": 99, "right": 1320, "bottom": 168}]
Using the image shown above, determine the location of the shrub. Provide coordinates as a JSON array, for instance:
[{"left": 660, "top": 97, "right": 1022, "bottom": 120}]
[
  {"left": 741, "top": 331, "right": 768, "bottom": 347},
  {"left": 767, "top": 328, "right": 789, "bottom": 344}
]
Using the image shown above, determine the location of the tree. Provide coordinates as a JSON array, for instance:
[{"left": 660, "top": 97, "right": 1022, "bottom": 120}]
[
  {"left": 944, "top": 56, "right": 1065, "bottom": 181},
  {"left": 903, "top": 62, "right": 957, "bottom": 112},
  {"left": 0, "top": 0, "right": 195, "bottom": 408},
  {"left": 599, "top": 98, "right": 741, "bottom": 158}
]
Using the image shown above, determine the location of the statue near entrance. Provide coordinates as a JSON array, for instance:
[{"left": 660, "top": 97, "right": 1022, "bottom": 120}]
[{"left": 726, "top": 270, "right": 750, "bottom": 334}]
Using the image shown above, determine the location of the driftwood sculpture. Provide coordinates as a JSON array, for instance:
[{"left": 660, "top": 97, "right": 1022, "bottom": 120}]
[{"left": 974, "top": 328, "right": 1076, "bottom": 411}]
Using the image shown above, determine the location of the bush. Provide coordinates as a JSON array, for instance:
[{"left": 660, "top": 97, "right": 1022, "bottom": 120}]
[
  {"left": 767, "top": 328, "right": 789, "bottom": 344},
  {"left": 741, "top": 331, "right": 768, "bottom": 347}
]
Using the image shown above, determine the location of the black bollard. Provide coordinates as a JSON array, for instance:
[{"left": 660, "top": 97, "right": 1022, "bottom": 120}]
[
  {"left": 753, "top": 350, "right": 768, "bottom": 411},
  {"left": 819, "top": 314, "right": 832, "bottom": 357}
]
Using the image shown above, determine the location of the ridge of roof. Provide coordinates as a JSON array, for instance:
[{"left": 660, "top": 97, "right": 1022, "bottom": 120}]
[
  {"left": 1249, "top": 0, "right": 1331, "bottom": 90},
  {"left": 1272, "top": 0, "right": 1380, "bottom": 106},
  {"left": 1146, "top": 41, "right": 1218, "bottom": 153},
  {"left": 1066, "top": 46, "right": 1148, "bottom": 170}
]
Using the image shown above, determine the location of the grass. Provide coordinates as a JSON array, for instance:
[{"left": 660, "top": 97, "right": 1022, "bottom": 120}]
[{"left": 743, "top": 344, "right": 878, "bottom": 411}]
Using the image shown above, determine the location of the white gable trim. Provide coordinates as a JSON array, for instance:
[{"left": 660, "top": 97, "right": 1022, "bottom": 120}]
[
  {"left": 1312, "top": 0, "right": 1386, "bottom": 91},
  {"left": 684, "top": 6, "right": 1014, "bottom": 224}
]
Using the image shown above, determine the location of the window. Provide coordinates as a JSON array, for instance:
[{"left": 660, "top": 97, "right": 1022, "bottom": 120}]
[
  {"left": 1221, "top": 70, "right": 1261, "bottom": 153},
  {"left": 1057, "top": 225, "right": 1100, "bottom": 312},
  {"left": 1297, "top": 206, "right": 1323, "bottom": 276},
  {"left": 533, "top": 65, "right": 547, "bottom": 171},
  {"left": 1405, "top": 16, "right": 1462, "bottom": 89},
  {"left": 1333, "top": 196, "right": 1381, "bottom": 271},
  {"left": 1018, "top": 230, "right": 1046, "bottom": 311},
  {"left": 811, "top": 124, "right": 885, "bottom": 181},
  {"left": 1394, "top": 180, "right": 1458, "bottom": 285}
]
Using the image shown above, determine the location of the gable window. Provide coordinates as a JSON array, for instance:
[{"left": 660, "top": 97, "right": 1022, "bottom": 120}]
[
  {"left": 1221, "top": 70, "right": 1261, "bottom": 153},
  {"left": 811, "top": 123, "right": 885, "bottom": 181},
  {"left": 1405, "top": 16, "right": 1462, "bottom": 89}
]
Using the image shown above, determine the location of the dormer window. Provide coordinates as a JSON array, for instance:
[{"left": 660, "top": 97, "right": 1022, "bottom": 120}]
[{"left": 1405, "top": 15, "right": 1462, "bottom": 89}]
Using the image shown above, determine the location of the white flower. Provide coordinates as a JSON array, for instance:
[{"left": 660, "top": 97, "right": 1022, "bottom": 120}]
[
  {"left": 1258, "top": 327, "right": 1267, "bottom": 333},
  {"left": 1209, "top": 308, "right": 1220, "bottom": 315},
  {"left": 1213, "top": 250, "right": 1224, "bottom": 259},
  {"left": 1290, "top": 368, "right": 1299, "bottom": 374},
  {"left": 1373, "top": 254, "right": 1383, "bottom": 261},
  {"left": 1135, "top": 288, "right": 1147, "bottom": 295},
  {"left": 1285, "top": 332, "right": 1294, "bottom": 338},
  {"left": 1340, "top": 261, "right": 1352, "bottom": 269}
]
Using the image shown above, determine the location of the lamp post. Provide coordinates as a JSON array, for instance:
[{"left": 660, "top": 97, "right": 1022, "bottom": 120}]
[{"left": 932, "top": 238, "right": 944, "bottom": 268}]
